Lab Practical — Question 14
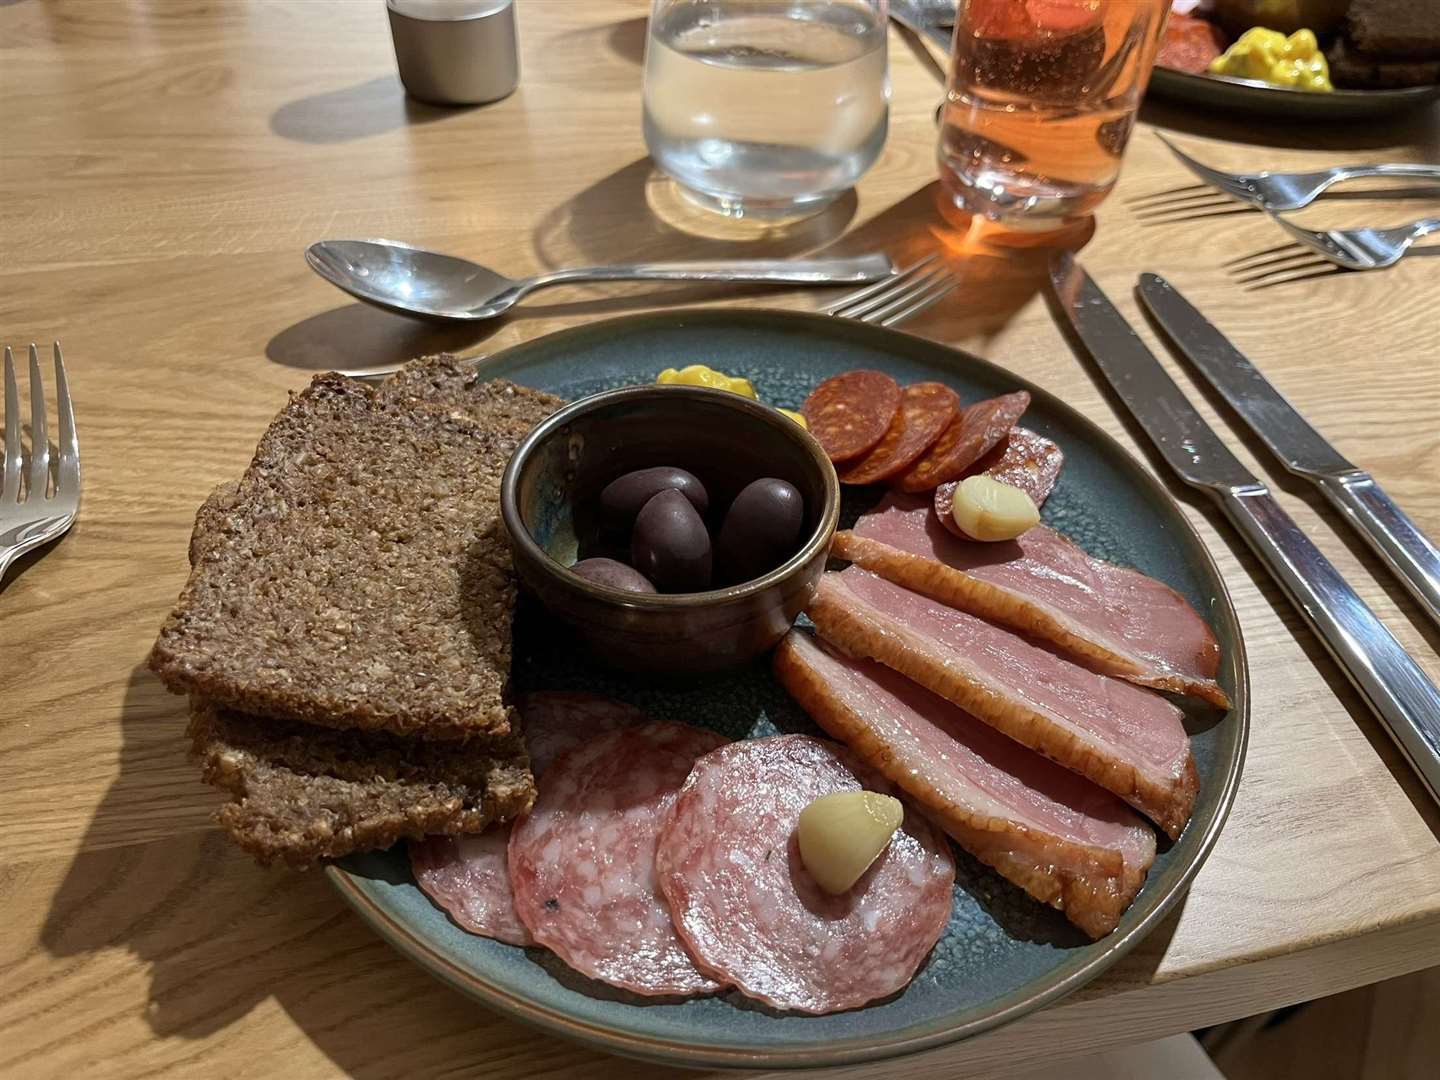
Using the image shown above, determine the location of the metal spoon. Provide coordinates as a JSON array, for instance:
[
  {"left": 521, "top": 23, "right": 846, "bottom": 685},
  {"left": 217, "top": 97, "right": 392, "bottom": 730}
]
[{"left": 306, "top": 239, "right": 896, "bottom": 321}]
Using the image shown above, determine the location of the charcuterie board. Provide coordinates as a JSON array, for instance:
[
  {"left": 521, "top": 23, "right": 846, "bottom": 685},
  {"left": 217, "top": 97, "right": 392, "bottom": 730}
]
[{"left": 325, "top": 309, "right": 1249, "bottom": 1069}]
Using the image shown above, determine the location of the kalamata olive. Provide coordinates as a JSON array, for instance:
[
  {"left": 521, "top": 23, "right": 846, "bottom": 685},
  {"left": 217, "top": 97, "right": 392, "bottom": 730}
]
[
  {"left": 631, "top": 488, "right": 712, "bottom": 592},
  {"left": 715, "top": 477, "right": 804, "bottom": 584},
  {"left": 571, "top": 557, "right": 657, "bottom": 593},
  {"left": 600, "top": 466, "right": 708, "bottom": 525}
]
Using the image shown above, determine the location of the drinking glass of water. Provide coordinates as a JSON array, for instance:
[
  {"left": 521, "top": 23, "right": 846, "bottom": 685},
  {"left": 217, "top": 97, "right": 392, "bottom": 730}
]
[
  {"left": 643, "top": 0, "right": 890, "bottom": 220},
  {"left": 938, "top": 0, "right": 1168, "bottom": 232}
]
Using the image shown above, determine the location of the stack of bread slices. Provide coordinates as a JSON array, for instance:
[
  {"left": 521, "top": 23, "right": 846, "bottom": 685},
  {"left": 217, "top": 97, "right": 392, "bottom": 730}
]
[{"left": 149, "top": 357, "right": 565, "bottom": 866}]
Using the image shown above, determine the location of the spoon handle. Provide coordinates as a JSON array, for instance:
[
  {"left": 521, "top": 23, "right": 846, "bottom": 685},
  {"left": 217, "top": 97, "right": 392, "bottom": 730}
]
[{"left": 525, "top": 254, "right": 895, "bottom": 292}]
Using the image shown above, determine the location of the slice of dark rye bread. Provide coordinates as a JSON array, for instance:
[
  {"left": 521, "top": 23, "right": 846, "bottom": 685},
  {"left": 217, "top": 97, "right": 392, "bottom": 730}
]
[
  {"left": 1346, "top": 0, "right": 1440, "bottom": 60},
  {"left": 150, "top": 363, "right": 566, "bottom": 740},
  {"left": 189, "top": 702, "right": 535, "bottom": 867}
]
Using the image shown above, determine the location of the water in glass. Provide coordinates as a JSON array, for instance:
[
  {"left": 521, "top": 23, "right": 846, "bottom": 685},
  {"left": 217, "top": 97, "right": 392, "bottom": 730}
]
[
  {"left": 938, "top": 0, "right": 1168, "bottom": 231},
  {"left": 643, "top": 0, "right": 889, "bottom": 219}
]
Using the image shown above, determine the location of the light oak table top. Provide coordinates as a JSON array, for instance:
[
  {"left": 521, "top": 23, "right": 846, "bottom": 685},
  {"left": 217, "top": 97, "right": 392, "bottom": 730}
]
[{"left": 2, "top": 2, "right": 1438, "bottom": 1077}]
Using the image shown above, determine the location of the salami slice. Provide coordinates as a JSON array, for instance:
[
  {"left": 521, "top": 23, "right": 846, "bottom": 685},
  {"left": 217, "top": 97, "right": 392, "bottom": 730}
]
[
  {"left": 412, "top": 833, "right": 534, "bottom": 946},
  {"left": 801, "top": 370, "right": 903, "bottom": 464},
  {"left": 508, "top": 720, "right": 729, "bottom": 996},
  {"left": 838, "top": 382, "right": 960, "bottom": 486},
  {"left": 935, "top": 427, "right": 1064, "bottom": 537},
  {"left": 656, "top": 734, "right": 956, "bottom": 1014},
  {"left": 515, "top": 691, "right": 646, "bottom": 776},
  {"left": 411, "top": 692, "right": 644, "bottom": 945},
  {"left": 893, "top": 391, "right": 1030, "bottom": 493}
]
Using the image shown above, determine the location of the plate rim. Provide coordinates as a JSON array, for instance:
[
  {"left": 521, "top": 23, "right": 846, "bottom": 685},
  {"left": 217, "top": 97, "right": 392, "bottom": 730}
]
[
  {"left": 1149, "top": 65, "right": 1440, "bottom": 116},
  {"left": 326, "top": 308, "right": 1251, "bottom": 1069}
]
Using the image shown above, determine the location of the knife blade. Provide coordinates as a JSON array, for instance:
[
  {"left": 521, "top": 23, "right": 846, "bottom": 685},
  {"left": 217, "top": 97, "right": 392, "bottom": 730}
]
[
  {"left": 1049, "top": 253, "right": 1440, "bottom": 807},
  {"left": 1138, "top": 273, "right": 1440, "bottom": 632}
]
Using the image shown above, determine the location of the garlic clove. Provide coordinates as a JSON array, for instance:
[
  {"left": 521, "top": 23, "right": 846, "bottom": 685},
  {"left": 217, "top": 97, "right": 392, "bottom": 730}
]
[
  {"left": 950, "top": 474, "right": 1040, "bottom": 541},
  {"left": 796, "top": 789, "right": 904, "bottom": 895}
]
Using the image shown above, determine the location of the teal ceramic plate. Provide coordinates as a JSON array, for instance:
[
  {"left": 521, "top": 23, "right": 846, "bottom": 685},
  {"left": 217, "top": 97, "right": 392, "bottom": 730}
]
[{"left": 327, "top": 309, "right": 1249, "bottom": 1070}]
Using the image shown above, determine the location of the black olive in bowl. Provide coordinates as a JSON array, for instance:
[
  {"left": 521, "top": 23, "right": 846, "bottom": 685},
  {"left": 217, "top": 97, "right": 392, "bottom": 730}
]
[{"left": 500, "top": 385, "right": 840, "bottom": 676}]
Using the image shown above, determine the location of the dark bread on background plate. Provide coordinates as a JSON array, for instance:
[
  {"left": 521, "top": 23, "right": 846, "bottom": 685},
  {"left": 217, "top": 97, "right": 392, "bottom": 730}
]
[
  {"left": 155, "top": 356, "right": 565, "bottom": 865},
  {"left": 1329, "top": 0, "right": 1440, "bottom": 88}
]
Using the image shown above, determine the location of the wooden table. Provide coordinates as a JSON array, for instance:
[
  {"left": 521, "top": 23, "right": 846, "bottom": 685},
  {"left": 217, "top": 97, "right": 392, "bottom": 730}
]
[{"left": 3, "top": 2, "right": 1438, "bottom": 1076}]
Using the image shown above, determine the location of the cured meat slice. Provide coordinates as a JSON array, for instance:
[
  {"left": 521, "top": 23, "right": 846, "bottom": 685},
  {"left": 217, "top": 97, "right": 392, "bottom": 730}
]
[
  {"left": 838, "top": 382, "right": 959, "bottom": 485},
  {"left": 934, "top": 428, "right": 1064, "bottom": 531},
  {"left": 1158, "top": 13, "right": 1226, "bottom": 75},
  {"left": 806, "top": 569, "right": 1198, "bottom": 838},
  {"left": 893, "top": 391, "right": 1030, "bottom": 493},
  {"left": 656, "top": 734, "right": 955, "bottom": 1014},
  {"left": 508, "top": 720, "right": 728, "bottom": 995},
  {"left": 411, "top": 692, "right": 644, "bottom": 945},
  {"left": 833, "top": 495, "right": 1229, "bottom": 708},
  {"left": 412, "top": 832, "right": 534, "bottom": 946},
  {"left": 774, "top": 631, "right": 1155, "bottom": 939},
  {"left": 514, "top": 691, "right": 646, "bottom": 775},
  {"left": 801, "top": 370, "right": 903, "bottom": 463}
]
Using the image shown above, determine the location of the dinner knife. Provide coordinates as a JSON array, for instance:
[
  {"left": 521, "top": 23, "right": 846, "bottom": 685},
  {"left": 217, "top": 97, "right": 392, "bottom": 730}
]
[
  {"left": 1137, "top": 273, "right": 1440, "bottom": 634},
  {"left": 1049, "top": 253, "right": 1440, "bottom": 807}
]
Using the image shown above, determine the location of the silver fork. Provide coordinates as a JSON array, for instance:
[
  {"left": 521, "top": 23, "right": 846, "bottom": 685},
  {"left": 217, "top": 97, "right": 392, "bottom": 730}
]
[
  {"left": 821, "top": 253, "right": 958, "bottom": 326},
  {"left": 1141, "top": 133, "right": 1440, "bottom": 214},
  {"left": 1266, "top": 214, "right": 1440, "bottom": 271},
  {"left": 339, "top": 258, "right": 958, "bottom": 377},
  {"left": 1225, "top": 215, "right": 1440, "bottom": 286},
  {"left": 2, "top": 343, "right": 80, "bottom": 585}
]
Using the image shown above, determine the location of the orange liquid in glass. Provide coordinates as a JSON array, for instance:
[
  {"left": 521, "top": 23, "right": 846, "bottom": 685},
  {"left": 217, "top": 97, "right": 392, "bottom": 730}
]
[{"left": 938, "top": 0, "right": 1169, "bottom": 230}]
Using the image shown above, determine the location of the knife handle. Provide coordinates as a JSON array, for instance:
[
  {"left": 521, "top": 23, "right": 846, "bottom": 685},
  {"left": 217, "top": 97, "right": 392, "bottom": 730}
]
[
  {"left": 1313, "top": 473, "right": 1440, "bottom": 633},
  {"left": 1219, "top": 486, "right": 1440, "bottom": 804}
]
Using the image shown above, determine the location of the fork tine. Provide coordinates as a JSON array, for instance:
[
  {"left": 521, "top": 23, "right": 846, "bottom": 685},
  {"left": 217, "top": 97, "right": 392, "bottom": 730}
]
[
  {"left": 28, "top": 344, "right": 51, "bottom": 500},
  {"left": 822, "top": 254, "right": 938, "bottom": 316},
  {"left": 53, "top": 343, "right": 79, "bottom": 496},
  {"left": 856, "top": 268, "right": 954, "bottom": 324},
  {"left": 3, "top": 347, "right": 20, "bottom": 503},
  {"left": 877, "top": 275, "right": 958, "bottom": 327},
  {"left": 843, "top": 268, "right": 950, "bottom": 322},
  {"left": 1271, "top": 215, "right": 1367, "bottom": 268},
  {"left": 1154, "top": 133, "right": 1253, "bottom": 205}
]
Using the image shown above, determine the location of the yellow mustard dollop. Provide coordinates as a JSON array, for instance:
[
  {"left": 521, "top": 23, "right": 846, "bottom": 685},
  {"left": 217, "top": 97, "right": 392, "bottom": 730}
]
[
  {"left": 1208, "top": 28, "right": 1334, "bottom": 92},
  {"left": 777, "top": 408, "right": 808, "bottom": 429},
  {"left": 656, "top": 364, "right": 757, "bottom": 398}
]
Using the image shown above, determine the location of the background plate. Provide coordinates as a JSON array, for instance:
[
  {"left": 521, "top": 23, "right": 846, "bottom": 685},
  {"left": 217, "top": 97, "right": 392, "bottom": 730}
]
[
  {"left": 1150, "top": 66, "right": 1440, "bottom": 118},
  {"left": 327, "top": 309, "right": 1249, "bottom": 1069}
]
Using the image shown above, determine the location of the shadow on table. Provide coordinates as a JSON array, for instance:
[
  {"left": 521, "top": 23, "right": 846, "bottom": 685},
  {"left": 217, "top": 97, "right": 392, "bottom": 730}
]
[
  {"left": 1139, "top": 97, "right": 1440, "bottom": 155},
  {"left": 532, "top": 157, "right": 861, "bottom": 269},
  {"left": 529, "top": 164, "right": 1092, "bottom": 338},
  {"left": 552, "top": 15, "right": 648, "bottom": 67},
  {"left": 264, "top": 302, "right": 503, "bottom": 371},
  {"left": 33, "top": 667, "right": 665, "bottom": 1077},
  {"left": 269, "top": 75, "right": 465, "bottom": 145},
  {"left": 816, "top": 181, "right": 1096, "bottom": 345}
]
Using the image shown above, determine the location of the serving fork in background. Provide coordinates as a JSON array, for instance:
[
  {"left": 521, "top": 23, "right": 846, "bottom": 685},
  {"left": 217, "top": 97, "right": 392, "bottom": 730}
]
[
  {"left": 1139, "top": 134, "right": 1440, "bottom": 216},
  {"left": 2, "top": 343, "right": 80, "bottom": 585},
  {"left": 1226, "top": 216, "right": 1440, "bottom": 287}
]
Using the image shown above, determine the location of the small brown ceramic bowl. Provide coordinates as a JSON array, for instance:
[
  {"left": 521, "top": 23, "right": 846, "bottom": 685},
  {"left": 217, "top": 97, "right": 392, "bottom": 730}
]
[{"left": 500, "top": 385, "right": 840, "bottom": 676}]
